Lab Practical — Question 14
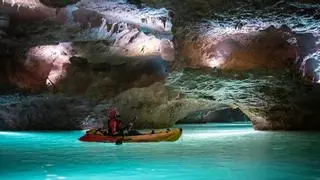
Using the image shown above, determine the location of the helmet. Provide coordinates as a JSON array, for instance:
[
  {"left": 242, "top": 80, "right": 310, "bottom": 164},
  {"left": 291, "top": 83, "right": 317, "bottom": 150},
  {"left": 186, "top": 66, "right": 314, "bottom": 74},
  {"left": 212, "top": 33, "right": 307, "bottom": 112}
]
[{"left": 108, "top": 107, "right": 119, "bottom": 119}]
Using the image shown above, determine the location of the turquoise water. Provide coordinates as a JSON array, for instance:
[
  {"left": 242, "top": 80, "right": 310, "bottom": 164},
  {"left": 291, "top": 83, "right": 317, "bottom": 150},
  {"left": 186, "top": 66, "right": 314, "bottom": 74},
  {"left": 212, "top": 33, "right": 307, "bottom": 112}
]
[{"left": 1, "top": 123, "right": 320, "bottom": 180}]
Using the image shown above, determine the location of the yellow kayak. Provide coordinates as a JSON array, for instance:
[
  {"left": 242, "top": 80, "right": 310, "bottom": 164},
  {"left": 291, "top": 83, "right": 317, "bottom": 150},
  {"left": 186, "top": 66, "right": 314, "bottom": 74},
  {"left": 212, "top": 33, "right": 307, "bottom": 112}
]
[{"left": 79, "top": 128, "right": 183, "bottom": 143}]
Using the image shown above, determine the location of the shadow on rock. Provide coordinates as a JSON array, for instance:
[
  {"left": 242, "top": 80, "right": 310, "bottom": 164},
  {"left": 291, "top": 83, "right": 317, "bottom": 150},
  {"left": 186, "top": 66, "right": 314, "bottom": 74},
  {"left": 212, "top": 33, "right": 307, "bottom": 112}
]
[
  {"left": 0, "top": 95, "right": 98, "bottom": 130},
  {"left": 265, "top": 84, "right": 320, "bottom": 130},
  {"left": 176, "top": 104, "right": 250, "bottom": 124},
  {"left": 60, "top": 55, "right": 169, "bottom": 100}
]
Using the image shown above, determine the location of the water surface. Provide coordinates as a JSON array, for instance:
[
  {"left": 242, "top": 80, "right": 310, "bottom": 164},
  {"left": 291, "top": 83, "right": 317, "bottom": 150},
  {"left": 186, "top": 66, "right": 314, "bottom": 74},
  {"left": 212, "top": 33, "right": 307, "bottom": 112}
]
[{"left": 1, "top": 123, "right": 320, "bottom": 180}]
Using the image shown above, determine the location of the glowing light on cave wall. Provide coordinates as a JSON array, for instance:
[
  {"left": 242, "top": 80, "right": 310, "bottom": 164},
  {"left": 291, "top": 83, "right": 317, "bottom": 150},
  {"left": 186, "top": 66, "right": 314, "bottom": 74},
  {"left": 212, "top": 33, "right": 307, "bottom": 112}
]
[
  {"left": 2, "top": 0, "right": 42, "bottom": 9},
  {"left": 130, "top": 38, "right": 161, "bottom": 57},
  {"left": 300, "top": 50, "right": 320, "bottom": 83},
  {"left": 204, "top": 21, "right": 276, "bottom": 37},
  {"left": 206, "top": 55, "right": 225, "bottom": 68},
  {"left": 312, "top": 51, "right": 320, "bottom": 83},
  {"left": 1, "top": 0, "right": 57, "bottom": 21},
  {"left": 26, "top": 43, "right": 72, "bottom": 88},
  {"left": 79, "top": 0, "right": 172, "bottom": 34}
]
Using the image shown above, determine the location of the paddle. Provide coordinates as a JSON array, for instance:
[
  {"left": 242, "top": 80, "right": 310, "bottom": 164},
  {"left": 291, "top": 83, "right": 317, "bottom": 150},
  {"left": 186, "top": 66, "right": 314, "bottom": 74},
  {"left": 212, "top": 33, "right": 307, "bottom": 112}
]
[
  {"left": 115, "top": 137, "right": 123, "bottom": 145},
  {"left": 115, "top": 116, "right": 137, "bottom": 145}
]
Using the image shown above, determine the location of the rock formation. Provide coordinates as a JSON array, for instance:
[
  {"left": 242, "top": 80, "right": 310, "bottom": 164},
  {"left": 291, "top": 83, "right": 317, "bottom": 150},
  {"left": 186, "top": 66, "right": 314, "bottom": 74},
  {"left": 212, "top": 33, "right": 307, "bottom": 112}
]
[
  {"left": 0, "top": 0, "right": 320, "bottom": 130},
  {"left": 0, "top": 94, "right": 97, "bottom": 130}
]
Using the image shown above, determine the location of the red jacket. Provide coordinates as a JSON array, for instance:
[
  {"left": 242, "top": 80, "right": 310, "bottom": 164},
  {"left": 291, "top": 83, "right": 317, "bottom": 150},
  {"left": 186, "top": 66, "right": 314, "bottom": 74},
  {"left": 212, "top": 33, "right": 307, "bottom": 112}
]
[
  {"left": 108, "top": 118, "right": 117, "bottom": 135},
  {"left": 108, "top": 118, "right": 123, "bottom": 134},
  {"left": 107, "top": 108, "right": 122, "bottom": 135}
]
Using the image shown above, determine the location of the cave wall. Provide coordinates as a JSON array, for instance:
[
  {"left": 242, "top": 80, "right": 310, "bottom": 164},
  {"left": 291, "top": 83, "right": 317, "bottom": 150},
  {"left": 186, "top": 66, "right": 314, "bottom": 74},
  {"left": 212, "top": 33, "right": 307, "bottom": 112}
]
[{"left": 0, "top": 0, "right": 320, "bottom": 130}]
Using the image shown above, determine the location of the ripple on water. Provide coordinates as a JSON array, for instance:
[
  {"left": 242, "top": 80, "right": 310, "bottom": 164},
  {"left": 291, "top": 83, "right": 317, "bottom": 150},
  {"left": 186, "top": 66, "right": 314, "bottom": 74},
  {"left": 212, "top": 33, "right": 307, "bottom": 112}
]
[{"left": 1, "top": 123, "right": 320, "bottom": 180}]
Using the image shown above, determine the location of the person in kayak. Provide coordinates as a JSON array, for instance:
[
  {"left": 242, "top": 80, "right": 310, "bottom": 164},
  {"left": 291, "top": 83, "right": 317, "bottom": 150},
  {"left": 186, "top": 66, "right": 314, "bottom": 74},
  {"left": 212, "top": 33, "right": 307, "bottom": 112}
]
[
  {"left": 107, "top": 109, "right": 143, "bottom": 136},
  {"left": 107, "top": 107, "right": 123, "bottom": 136}
]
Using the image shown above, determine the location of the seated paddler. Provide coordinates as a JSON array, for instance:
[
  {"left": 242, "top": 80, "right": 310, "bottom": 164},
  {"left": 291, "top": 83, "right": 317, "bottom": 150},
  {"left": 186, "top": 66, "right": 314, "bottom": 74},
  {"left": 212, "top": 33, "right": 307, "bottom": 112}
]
[{"left": 107, "top": 107, "right": 123, "bottom": 136}]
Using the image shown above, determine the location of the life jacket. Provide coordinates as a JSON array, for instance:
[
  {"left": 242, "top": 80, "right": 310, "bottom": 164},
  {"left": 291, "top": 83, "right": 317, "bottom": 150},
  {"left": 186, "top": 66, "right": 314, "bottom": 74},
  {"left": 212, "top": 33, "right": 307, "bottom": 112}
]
[
  {"left": 107, "top": 108, "right": 121, "bottom": 135},
  {"left": 108, "top": 108, "right": 119, "bottom": 119},
  {"left": 108, "top": 118, "right": 118, "bottom": 135}
]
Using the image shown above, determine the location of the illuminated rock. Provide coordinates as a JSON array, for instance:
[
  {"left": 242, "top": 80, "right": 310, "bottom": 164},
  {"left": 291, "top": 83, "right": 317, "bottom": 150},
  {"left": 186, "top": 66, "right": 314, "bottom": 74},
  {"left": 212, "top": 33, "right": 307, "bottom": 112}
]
[
  {"left": 0, "top": 0, "right": 56, "bottom": 21},
  {"left": 175, "top": 26, "right": 300, "bottom": 70},
  {"left": 160, "top": 39, "right": 175, "bottom": 61},
  {"left": 2, "top": 0, "right": 320, "bottom": 131},
  {"left": 2, "top": 0, "right": 176, "bottom": 91},
  {"left": 7, "top": 43, "right": 72, "bottom": 90}
]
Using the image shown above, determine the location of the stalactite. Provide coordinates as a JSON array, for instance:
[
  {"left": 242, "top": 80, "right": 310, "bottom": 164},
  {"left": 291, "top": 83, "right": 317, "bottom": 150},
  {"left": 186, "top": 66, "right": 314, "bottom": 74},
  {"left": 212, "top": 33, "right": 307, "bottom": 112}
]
[
  {"left": 17, "top": 4, "right": 20, "bottom": 12},
  {"left": 99, "top": 17, "right": 107, "bottom": 33},
  {"left": 11, "top": 0, "right": 15, "bottom": 7}
]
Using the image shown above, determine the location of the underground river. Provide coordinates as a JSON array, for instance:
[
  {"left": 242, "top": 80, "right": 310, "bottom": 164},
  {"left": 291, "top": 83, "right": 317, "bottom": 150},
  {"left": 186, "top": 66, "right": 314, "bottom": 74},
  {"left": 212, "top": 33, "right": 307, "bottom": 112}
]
[{"left": 1, "top": 123, "right": 320, "bottom": 180}]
